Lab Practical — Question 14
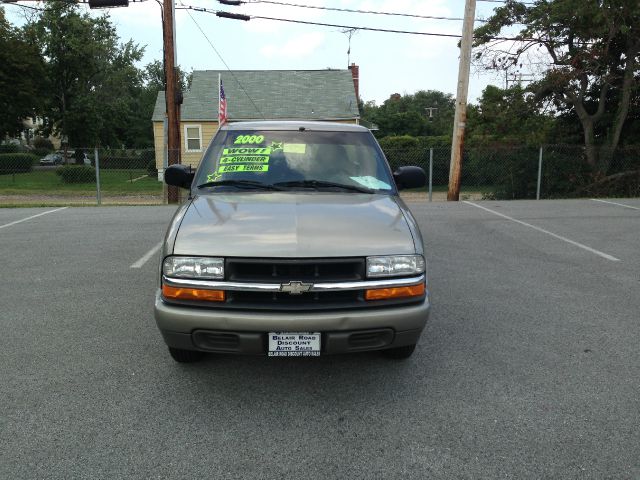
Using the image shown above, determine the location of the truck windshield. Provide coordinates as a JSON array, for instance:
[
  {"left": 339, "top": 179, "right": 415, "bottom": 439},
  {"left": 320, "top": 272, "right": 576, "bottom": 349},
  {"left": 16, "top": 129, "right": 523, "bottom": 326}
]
[{"left": 194, "top": 129, "right": 395, "bottom": 193}]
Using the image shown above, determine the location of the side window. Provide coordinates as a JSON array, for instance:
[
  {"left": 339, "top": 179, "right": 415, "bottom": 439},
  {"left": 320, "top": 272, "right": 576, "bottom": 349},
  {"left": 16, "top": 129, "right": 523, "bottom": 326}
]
[{"left": 184, "top": 125, "right": 202, "bottom": 152}]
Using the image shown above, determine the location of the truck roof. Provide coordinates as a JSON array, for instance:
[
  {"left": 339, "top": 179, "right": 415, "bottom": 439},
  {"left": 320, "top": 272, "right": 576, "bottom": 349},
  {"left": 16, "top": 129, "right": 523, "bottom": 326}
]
[{"left": 220, "top": 121, "right": 369, "bottom": 132}]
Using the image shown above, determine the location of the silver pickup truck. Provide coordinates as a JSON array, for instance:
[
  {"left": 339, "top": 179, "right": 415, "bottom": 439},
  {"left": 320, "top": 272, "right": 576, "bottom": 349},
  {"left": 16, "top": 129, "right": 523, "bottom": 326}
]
[{"left": 155, "top": 121, "right": 430, "bottom": 362}]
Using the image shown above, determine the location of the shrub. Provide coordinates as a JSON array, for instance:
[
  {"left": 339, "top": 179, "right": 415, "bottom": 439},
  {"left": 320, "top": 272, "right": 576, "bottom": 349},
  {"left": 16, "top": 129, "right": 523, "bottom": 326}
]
[
  {"left": 377, "top": 136, "right": 451, "bottom": 181},
  {"left": 98, "top": 155, "right": 147, "bottom": 169},
  {"left": 378, "top": 135, "right": 419, "bottom": 151},
  {"left": 56, "top": 165, "right": 96, "bottom": 184},
  {"left": 465, "top": 146, "right": 539, "bottom": 199},
  {"left": 33, "top": 137, "right": 54, "bottom": 151},
  {"left": 32, "top": 148, "right": 52, "bottom": 158},
  {"left": 140, "top": 149, "right": 155, "bottom": 162},
  {"left": 140, "top": 150, "right": 157, "bottom": 174},
  {"left": 378, "top": 135, "right": 452, "bottom": 151},
  {"left": 0, "top": 144, "right": 21, "bottom": 154},
  {"left": 0, "top": 153, "right": 36, "bottom": 174}
]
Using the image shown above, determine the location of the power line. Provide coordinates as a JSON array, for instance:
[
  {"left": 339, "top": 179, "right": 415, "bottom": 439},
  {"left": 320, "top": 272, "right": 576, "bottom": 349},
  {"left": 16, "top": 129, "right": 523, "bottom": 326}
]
[
  {"left": 250, "top": 15, "right": 470, "bottom": 37},
  {"left": 236, "top": 0, "right": 487, "bottom": 23},
  {"left": 179, "top": 4, "right": 536, "bottom": 41},
  {"left": 477, "top": 0, "right": 535, "bottom": 4},
  {"left": 0, "top": 0, "right": 149, "bottom": 10},
  {"left": 0, "top": 1, "right": 44, "bottom": 10},
  {"left": 178, "top": 1, "right": 266, "bottom": 119}
]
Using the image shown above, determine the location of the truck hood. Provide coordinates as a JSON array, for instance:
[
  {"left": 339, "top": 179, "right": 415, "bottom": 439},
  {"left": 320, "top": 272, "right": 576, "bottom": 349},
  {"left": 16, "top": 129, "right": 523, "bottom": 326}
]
[{"left": 172, "top": 192, "right": 416, "bottom": 258}]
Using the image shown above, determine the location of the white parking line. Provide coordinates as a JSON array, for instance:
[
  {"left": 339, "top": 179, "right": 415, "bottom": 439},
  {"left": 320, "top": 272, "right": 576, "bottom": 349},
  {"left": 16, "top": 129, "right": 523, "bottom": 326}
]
[
  {"left": 0, "top": 207, "right": 68, "bottom": 230},
  {"left": 463, "top": 201, "right": 620, "bottom": 262},
  {"left": 591, "top": 199, "right": 640, "bottom": 211},
  {"left": 130, "top": 242, "right": 163, "bottom": 269}
]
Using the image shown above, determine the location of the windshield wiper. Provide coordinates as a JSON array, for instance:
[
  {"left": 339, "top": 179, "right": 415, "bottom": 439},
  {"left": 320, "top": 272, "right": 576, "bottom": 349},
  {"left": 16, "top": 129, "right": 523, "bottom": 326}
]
[
  {"left": 274, "top": 180, "right": 374, "bottom": 193},
  {"left": 197, "top": 179, "right": 282, "bottom": 191}
]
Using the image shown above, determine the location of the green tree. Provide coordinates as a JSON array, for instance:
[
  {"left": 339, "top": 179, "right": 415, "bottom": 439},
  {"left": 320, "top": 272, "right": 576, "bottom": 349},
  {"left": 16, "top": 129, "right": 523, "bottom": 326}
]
[
  {"left": 29, "top": 1, "right": 145, "bottom": 148},
  {"left": 466, "top": 84, "right": 556, "bottom": 145},
  {"left": 0, "top": 7, "right": 45, "bottom": 139},
  {"left": 367, "top": 90, "right": 455, "bottom": 138},
  {"left": 118, "top": 60, "right": 195, "bottom": 148},
  {"left": 474, "top": 0, "right": 640, "bottom": 167},
  {"left": 143, "top": 59, "right": 192, "bottom": 93}
]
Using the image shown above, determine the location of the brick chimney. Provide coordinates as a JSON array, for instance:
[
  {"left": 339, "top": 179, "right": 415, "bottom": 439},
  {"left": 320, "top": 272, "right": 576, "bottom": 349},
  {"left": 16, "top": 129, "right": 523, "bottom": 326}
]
[{"left": 348, "top": 63, "right": 359, "bottom": 103}]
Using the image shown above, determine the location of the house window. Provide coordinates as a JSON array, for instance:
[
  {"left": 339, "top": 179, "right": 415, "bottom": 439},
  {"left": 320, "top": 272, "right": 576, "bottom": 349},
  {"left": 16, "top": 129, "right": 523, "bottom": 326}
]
[{"left": 184, "top": 125, "right": 202, "bottom": 152}]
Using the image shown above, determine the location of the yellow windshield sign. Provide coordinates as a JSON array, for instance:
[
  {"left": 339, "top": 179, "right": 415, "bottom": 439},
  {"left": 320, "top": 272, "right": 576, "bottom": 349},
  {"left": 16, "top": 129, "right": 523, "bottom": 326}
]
[{"left": 283, "top": 143, "right": 306, "bottom": 154}]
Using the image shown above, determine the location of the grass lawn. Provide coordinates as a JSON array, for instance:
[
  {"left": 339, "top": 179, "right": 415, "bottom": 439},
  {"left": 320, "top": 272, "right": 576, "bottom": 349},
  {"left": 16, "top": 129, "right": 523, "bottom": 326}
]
[{"left": 0, "top": 169, "right": 161, "bottom": 196}]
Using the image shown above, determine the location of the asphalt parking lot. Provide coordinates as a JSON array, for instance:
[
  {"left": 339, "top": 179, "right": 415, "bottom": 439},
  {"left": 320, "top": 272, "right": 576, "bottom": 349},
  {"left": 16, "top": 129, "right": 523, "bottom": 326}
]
[{"left": 1, "top": 199, "right": 639, "bottom": 479}]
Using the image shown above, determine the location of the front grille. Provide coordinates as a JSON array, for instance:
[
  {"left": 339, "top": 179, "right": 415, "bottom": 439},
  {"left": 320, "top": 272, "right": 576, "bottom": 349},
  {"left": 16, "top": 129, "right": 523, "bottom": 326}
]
[
  {"left": 227, "top": 290, "right": 361, "bottom": 309},
  {"left": 226, "top": 257, "right": 365, "bottom": 283},
  {"left": 223, "top": 257, "right": 365, "bottom": 310}
]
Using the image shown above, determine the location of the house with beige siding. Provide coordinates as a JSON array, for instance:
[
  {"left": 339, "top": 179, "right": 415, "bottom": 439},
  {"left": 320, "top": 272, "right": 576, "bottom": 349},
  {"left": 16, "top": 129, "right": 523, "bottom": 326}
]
[{"left": 151, "top": 67, "right": 361, "bottom": 178}]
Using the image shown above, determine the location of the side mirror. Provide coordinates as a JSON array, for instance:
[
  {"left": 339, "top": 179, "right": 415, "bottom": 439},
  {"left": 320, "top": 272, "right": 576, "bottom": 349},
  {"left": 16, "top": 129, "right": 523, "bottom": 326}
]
[
  {"left": 164, "top": 164, "right": 194, "bottom": 189},
  {"left": 393, "top": 166, "right": 427, "bottom": 190}
]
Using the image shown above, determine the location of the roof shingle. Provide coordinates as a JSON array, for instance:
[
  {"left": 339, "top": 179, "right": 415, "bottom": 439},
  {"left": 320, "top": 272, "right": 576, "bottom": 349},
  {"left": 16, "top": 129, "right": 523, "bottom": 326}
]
[{"left": 152, "top": 69, "right": 359, "bottom": 122}]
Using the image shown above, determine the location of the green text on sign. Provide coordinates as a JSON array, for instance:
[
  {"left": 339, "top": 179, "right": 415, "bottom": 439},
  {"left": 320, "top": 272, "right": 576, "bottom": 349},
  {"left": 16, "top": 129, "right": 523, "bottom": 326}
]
[
  {"left": 218, "top": 164, "right": 269, "bottom": 173},
  {"left": 220, "top": 155, "right": 270, "bottom": 164}
]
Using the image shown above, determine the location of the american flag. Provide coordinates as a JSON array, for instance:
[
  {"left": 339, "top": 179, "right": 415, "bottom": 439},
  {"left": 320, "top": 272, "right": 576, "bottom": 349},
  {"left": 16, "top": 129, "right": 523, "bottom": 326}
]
[{"left": 218, "top": 75, "right": 228, "bottom": 125}]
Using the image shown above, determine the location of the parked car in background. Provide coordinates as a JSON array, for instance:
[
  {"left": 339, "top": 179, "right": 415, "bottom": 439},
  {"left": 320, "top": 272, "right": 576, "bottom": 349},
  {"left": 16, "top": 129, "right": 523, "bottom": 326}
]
[
  {"left": 156, "top": 121, "right": 430, "bottom": 363},
  {"left": 39, "top": 153, "right": 63, "bottom": 166}
]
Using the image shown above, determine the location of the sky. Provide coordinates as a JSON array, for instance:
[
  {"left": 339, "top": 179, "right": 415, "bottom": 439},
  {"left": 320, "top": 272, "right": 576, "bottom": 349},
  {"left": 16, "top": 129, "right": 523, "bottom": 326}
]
[{"left": 4, "top": 0, "right": 513, "bottom": 105}]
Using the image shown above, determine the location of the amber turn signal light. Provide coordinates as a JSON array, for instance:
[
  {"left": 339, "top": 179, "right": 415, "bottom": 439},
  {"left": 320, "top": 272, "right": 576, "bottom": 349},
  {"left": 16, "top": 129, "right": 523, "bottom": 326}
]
[
  {"left": 365, "top": 283, "right": 425, "bottom": 301},
  {"left": 162, "top": 284, "right": 225, "bottom": 302}
]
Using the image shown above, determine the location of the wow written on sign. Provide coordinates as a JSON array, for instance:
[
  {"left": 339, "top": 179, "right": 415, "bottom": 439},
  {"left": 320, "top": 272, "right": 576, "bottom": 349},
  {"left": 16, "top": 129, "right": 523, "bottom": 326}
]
[{"left": 223, "top": 147, "right": 272, "bottom": 155}]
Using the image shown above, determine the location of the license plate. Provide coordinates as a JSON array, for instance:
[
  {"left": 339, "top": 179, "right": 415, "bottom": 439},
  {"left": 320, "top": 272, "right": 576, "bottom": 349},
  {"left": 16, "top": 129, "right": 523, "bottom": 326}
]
[{"left": 268, "top": 332, "right": 321, "bottom": 357}]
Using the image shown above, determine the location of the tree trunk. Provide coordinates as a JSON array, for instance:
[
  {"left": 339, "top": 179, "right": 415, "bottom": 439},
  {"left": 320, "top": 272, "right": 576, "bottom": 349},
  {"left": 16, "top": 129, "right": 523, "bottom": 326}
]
[
  {"left": 580, "top": 117, "right": 598, "bottom": 168},
  {"left": 607, "top": 40, "right": 639, "bottom": 151},
  {"left": 569, "top": 89, "right": 606, "bottom": 169}
]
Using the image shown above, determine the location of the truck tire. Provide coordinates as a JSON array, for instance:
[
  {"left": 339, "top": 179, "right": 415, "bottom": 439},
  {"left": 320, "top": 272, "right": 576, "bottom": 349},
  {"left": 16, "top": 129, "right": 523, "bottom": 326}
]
[
  {"left": 382, "top": 343, "right": 416, "bottom": 359},
  {"left": 169, "top": 347, "right": 204, "bottom": 363}
]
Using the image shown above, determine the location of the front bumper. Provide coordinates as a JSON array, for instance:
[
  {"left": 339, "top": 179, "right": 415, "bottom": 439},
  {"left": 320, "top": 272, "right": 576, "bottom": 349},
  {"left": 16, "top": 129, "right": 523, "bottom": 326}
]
[{"left": 154, "top": 290, "right": 430, "bottom": 355}]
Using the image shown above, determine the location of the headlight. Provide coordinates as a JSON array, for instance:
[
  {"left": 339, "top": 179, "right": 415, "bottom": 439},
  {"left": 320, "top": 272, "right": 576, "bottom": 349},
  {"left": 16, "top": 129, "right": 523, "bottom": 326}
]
[
  {"left": 366, "top": 255, "right": 425, "bottom": 278},
  {"left": 163, "top": 256, "right": 224, "bottom": 280}
]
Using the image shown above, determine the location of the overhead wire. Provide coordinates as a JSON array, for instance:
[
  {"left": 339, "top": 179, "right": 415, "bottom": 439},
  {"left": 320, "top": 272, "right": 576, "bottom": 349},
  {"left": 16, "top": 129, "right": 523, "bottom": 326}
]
[
  {"left": 237, "top": 0, "right": 484, "bottom": 22},
  {"left": 0, "top": 1, "right": 44, "bottom": 11},
  {"left": 477, "top": 0, "right": 535, "bottom": 4},
  {"left": 177, "top": 1, "right": 266, "bottom": 119},
  {"left": 178, "top": 4, "right": 539, "bottom": 42},
  {"left": 0, "top": 0, "right": 149, "bottom": 11}
]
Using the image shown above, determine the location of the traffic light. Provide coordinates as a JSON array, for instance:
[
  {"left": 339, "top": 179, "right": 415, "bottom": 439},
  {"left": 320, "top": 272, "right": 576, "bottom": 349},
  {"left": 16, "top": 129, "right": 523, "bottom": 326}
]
[{"left": 88, "top": 0, "right": 129, "bottom": 8}]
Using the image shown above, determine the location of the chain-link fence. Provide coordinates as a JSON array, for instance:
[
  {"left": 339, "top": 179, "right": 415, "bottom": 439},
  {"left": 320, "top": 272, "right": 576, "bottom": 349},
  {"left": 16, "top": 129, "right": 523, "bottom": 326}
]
[
  {"left": 383, "top": 145, "right": 640, "bottom": 201},
  {"left": 0, "top": 144, "right": 638, "bottom": 206},
  {"left": 0, "top": 147, "right": 163, "bottom": 206}
]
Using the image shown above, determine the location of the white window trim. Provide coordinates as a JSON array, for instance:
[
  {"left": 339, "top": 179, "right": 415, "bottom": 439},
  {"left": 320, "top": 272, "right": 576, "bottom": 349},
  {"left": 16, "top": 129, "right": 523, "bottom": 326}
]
[{"left": 184, "top": 124, "right": 203, "bottom": 153}]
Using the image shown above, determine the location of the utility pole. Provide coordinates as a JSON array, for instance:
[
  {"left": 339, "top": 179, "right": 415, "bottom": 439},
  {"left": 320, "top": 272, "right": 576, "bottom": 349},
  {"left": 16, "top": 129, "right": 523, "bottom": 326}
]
[
  {"left": 163, "top": 0, "right": 181, "bottom": 203},
  {"left": 447, "top": 0, "right": 476, "bottom": 201}
]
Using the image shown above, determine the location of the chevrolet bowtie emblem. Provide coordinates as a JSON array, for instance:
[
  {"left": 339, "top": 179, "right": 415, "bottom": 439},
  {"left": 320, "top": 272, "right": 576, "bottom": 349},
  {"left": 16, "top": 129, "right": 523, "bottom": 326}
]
[{"left": 280, "top": 281, "right": 313, "bottom": 295}]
